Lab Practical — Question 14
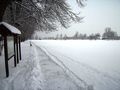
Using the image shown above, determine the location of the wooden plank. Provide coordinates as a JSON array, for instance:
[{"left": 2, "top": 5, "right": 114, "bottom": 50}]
[{"left": 8, "top": 54, "right": 14, "bottom": 60}]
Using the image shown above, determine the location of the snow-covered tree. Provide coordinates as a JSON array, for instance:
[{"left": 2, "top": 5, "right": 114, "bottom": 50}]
[{"left": 1, "top": 0, "right": 86, "bottom": 40}]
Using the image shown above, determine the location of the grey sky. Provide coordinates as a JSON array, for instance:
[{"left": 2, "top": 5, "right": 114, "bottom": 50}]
[{"left": 37, "top": 0, "right": 120, "bottom": 38}]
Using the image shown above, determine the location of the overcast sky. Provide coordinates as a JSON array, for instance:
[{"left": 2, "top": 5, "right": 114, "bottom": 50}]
[{"left": 37, "top": 0, "right": 120, "bottom": 38}]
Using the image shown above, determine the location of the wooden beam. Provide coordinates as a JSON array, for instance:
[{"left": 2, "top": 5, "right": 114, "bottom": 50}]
[
  {"left": 3, "top": 36, "right": 9, "bottom": 77},
  {"left": 19, "top": 36, "right": 21, "bottom": 60},
  {"left": 16, "top": 36, "right": 19, "bottom": 64},
  {"left": 14, "top": 36, "right": 16, "bottom": 67}
]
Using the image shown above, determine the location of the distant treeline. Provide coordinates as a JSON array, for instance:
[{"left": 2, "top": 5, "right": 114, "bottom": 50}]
[{"left": 35, "top": 27, "right": 120, "bottom": 40}]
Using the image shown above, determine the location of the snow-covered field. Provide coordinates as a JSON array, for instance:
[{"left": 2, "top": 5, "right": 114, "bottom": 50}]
[
  {"left": 0, "top": 41, "right": 85, "bottom": 90},
  {"left": 0, "top": 40, "right": 120, "bottom": 90},
  {"left": 33, "top": 40, "right": 120, "bottom": 90}
]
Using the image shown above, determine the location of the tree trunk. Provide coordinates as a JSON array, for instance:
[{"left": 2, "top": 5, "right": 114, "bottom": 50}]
[{"left": 0, "top": 0, "right": 11, "bottom": 21}]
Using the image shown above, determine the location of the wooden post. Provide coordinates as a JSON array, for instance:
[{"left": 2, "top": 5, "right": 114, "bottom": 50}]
[
  {"left": 19, "top": 36, "right": 21, "bottom": 60},
  {"left": 14, "top": 36, "right": 16, "bottom": 67},
  {"left": 16, "top": 36, "right": 19, "bottom": 64},
  {"left": 3, "top": 36, "right": 9, "bottom": 77}
]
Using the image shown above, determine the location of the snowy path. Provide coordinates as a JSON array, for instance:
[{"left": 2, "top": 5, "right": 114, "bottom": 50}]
[
  {"left": 32, "top": 40, "right": 120, "bottom": 90},
  {"left": 0, "top": 41, "right": 85, "bottom": 90},
  {"left": 0, "top": 41, "right": 44, "bottom": 90},
  {"left": 41, "top": 48, "right": 120, "bottom": 90},
  {"left": 35, "top": 46, "right": 83, "bottom": 90}
]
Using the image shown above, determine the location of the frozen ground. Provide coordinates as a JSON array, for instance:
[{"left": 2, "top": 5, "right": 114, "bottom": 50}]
[
  {"left": 0, "top": 41, "right": 85, "bottom": 90},
  {"left": 0, "top": 40, "right": 120, "bottom": 90},
  {"left": 0, "top": 41, "right": 44, "bottom": 90},
  {"left": 32, "top": 40, "right": 120, "bottom": 90},
  {"left": 35, "top": 46, "right": 83, "bottom": 90}
]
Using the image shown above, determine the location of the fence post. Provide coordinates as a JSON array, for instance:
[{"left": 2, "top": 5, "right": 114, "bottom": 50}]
[
  {"left": 14, "top": 36, "right": 16, "bottom": 67},
  {"left": 19, "top": 36, "right": 21, "bottom": 60},
  {"left": 16, "top": 36, "right": 19, "bottom": 64},
  {"left": 3, "top": 36, "right": 9, "bottom": 77}
]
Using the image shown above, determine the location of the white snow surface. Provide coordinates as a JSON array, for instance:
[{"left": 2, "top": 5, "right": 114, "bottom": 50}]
[
  {"left": 0, "top": 40, "right": 85, "bottom": 90},
  {"left": 32, "top": 40, "right": 120, "bottom": 90},
  {"left": 0, "top": 22, "right": 21, "bottom": 34},
  {"left": 0, "top": 40, "right": 120, "bottom": 90},
  {"left": 0, "top": 41, "right": 44, "bottom": 90}
]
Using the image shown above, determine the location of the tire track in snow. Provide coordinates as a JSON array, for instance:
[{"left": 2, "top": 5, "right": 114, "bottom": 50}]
[
  {"left": 47, "top": 48, "right": 120, "bottom": 87},
  {"left": 33, "top": 43, "right": 92, "bottom": 90},
  {"left": 34, "top": 44, "right": 84, "bottom": 90},
  {"left": 41, "top": 45, "right": 120, "bottom": 90},
  {"left": 36, "top": 46, "right": 83, "bottom": 90}
]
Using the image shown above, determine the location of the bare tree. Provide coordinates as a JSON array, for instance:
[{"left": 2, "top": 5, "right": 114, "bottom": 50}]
[
  {"left": 102, "top": 27, "right": 118, "bottom": 40},
  {"left": 60, "top": 34, "right": 63, "bottom": 40},
  {"left": 73, "top": 32, "right": 79, "bottom": 39},
  {"left": 63, "top": 34, "right": 68, "bottom": 40}
]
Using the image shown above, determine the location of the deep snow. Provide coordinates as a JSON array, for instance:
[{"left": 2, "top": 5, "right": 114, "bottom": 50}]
[
  {"left": 0, "top": 40, "right": 120, "bottom": 90},
  {"left": 0, "top": 41, "right": 44, "bottom": 90},
  {"left": 35, "top": 46, "right": 83, "bottom": 90},
  {"left": 0, "top": 40, "right": 86, "bottom": 90},
  {"left": 32, "top": 40, "right": 120, "bottom": 90}
]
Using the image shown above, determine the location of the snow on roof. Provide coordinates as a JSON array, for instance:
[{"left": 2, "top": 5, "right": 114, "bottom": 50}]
[{"left": 0, "top": 22, "right": 21, "bottom": 34}]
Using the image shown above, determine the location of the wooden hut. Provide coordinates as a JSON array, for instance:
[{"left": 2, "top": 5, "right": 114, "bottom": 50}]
[{"left": 0, "top": 22, "right": 21, "bottom": 77}]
